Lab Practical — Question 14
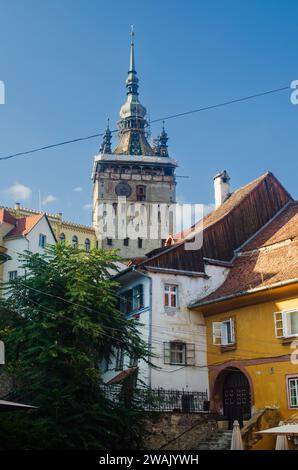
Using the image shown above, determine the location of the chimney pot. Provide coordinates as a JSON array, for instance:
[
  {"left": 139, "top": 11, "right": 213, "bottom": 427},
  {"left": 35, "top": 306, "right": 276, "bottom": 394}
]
[{"left": 214, "top": 171, "right": 230, "bottom": 208}]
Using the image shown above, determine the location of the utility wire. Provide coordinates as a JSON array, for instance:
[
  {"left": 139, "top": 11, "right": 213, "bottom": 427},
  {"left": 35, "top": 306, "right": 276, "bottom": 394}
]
[{"left": 0, "top": 85, "right": 290, "bottom": 162}]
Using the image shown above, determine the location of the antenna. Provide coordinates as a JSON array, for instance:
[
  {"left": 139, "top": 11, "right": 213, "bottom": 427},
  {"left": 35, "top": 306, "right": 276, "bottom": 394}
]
[{"left": 38, "top": 190, "right": 42, "bottom": 212}]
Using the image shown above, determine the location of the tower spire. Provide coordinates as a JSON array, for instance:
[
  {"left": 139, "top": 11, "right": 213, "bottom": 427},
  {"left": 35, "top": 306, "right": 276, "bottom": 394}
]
[
  {"left": 99, "top": 119, "right": 112, "bottom": 154},
  {"left": 129, "top": 25, "right": 135, "bottom": 73},
  {"left": 113, "top": 29, "right": 154, "bottom": 156}
]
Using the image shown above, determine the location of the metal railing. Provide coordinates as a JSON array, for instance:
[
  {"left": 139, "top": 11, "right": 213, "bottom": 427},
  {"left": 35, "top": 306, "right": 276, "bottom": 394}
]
[{"left": 101, "top": 385, "right": 209, "bottom": 413}]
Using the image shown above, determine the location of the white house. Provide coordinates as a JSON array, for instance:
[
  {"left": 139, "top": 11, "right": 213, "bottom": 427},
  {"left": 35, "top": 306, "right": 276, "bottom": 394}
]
[
  {"left": 102, "top": 171, "right": 292, "bottom": 407},
  {"left": 0, "top": 209, "right": 56, "bottom": 284}
]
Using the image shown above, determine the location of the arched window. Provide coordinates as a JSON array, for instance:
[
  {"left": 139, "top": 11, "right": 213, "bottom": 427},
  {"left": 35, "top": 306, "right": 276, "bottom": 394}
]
[
  {"left": 85, "top": 238, "right": 90, "bottom": 251},
  {"left": 59, "top": 232, "right": 65, "bottom": 243},
  {"left": 72, "top": 235, "right": 78, "bottom": 248}
]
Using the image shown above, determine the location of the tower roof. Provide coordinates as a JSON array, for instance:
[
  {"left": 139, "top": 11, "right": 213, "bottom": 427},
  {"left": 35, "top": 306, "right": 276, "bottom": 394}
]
[{"left": 113, "top": 29, "right": 155, "bottom": 156}]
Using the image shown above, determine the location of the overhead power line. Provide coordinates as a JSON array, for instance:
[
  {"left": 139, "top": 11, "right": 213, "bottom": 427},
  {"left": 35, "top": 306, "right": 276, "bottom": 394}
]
[{"left": 0, "top": 84, "right": 290, "bottom": 162}]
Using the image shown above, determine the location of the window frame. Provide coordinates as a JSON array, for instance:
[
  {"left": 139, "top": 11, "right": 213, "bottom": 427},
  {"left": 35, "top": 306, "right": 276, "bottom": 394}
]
[
  {"left": 212, "top": 318, "right": 235, "bottom": 346},
  {"left": 8, "top": 270, "right": 18, "bottom": 281},
  {"left": 287, "top": 375, "right": 298, "bottom": 409},
  {"left": 39, "top": 233, "right": 46, "bottom": 248},
  {"left": 115, "top": 348, "right": 124, "bottom": 371},
  {"left": 59, "top": 232, "right": 66, "bottom": 243},
  {"left": 163, "top": 342, "right": 195, "bottom": 366},
  {"left": 120, "top": 284, "right": 144, "bottom": 316},
  {"left": 72, "top": 235, "right": 78, "bottom": 248},
  {"left": 136, "top": 185, "right": 146, "bottom": 202},
  {"left": 274, "top": 309, "right": 298, "bottom": 338},
  {"left": 164, "top": 284, "right": 178, "bottom": 308}
]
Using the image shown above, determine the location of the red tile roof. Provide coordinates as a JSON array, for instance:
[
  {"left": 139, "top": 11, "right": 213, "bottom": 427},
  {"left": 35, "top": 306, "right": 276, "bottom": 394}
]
[
  {"left": 195, "top": 202, "right": 298, "bottom": 305},
  {"left": 106, "top": 368, "right": 138, "bottom": 385},
  {"left": 4, "top": 213, "right": 44, "bottom": 238}
]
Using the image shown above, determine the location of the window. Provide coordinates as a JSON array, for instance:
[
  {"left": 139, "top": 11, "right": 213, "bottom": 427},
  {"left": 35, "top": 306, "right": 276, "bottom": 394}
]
[
  {"left": 115, "top": 348, "right": 124, "bottom": 371},
  {"left": 163, "top": 342, "right": 195, "bottom": 366},
  {"left": 288, "top": 377, "right": 298, "bottom": 408},
  {"left": 59, "top": 232, "right": 65, "bottom": 243},
  {"left": 164, "top": 284, "right": 178, "bottom": 308},
  {"left": 85, "top": 238, "right": 90, "bottom": 251},
  {"left": 107, "top": 238, "right": 113, "bottom": 246},
  {"left": 124, "top": 237, "right": 129, "bottom": 246},
  {"left": 212, "top": 319, "right": 235, "bottom": 346},
  {"left": 120, "top": 285, "right": 143, "bottom": 315},
  {"left": 161, "top": 239, "right": 166, "bottom": 247},
  {"left": 274, "top": 310, "right": 298, "bottom": 338},
  {"left": 129, "top": 355, "right": 138, "bottom": 368},
  {"left": 138, "top": 237, "right": 143, "bottom": 249},
  {"left": 8, "top": 271, "right": 17, "bottom": 281},
  {"left": 72, "top": 235, "right": 78, "bottom": 248},
  {"left": 136, "top": 185, "right": 146, "bottom": 201},
  {"left": 39, "top": 234, "right": 46, "bottom": 248}
]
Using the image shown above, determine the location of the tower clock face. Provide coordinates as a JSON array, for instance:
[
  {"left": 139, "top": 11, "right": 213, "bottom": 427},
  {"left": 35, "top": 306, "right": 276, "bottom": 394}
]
[{"left": 115, "top": 182, "right": 132, "bottom": 198}]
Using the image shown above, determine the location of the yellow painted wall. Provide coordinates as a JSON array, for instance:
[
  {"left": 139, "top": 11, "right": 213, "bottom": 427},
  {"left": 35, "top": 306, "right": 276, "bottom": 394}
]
[
  {"left": 203, "top": 293, "right": 298, "bottom": 449},
  {"left": 50, "top": 219, "right": 97, "bottom": 250}
]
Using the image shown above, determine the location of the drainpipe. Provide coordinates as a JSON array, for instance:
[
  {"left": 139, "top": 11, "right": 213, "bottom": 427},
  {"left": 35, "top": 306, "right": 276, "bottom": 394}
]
[{"left": 132, "top": 266, "right": 153, "bottom": 388}]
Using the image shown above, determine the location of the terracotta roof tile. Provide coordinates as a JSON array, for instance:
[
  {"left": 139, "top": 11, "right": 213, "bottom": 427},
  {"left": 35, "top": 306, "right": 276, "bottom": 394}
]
[
  {"left": 4, "top": 213, "right": 44, "bottom": 238},
  {"left": 197, "top": 202, "right": 298, "bottom": 304}
]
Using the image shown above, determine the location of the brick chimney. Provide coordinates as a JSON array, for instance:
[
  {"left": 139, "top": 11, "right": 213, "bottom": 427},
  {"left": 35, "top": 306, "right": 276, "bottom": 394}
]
[{"left": 214, "top": 171, "right": 230, "bottom": 208}]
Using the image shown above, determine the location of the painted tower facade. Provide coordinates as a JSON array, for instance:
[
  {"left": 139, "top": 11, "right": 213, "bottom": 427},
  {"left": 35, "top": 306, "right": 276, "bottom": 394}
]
[{"left": 92, "top": 31, "right": 177, "bottom": 259}]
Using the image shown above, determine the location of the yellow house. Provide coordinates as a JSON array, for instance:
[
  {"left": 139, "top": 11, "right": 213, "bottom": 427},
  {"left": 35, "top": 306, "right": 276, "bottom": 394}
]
[
  {"left": 2, "top": 203, "right": 97, "bottom": 251},
  {"left": 190, "top": 201, "right": 298, "bottom": 449}
]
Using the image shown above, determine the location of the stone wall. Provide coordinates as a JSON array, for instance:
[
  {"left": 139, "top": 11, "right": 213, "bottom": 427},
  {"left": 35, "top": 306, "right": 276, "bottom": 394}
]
[{"left": 143, "top": 413, "right": 217, "bottom": 450}]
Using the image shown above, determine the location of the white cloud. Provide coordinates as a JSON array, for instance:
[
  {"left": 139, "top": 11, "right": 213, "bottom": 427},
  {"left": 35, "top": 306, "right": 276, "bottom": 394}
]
[
  {"left": 74, "top": 186, "right": 83, "bottom": 192},
  {"left": 6, "top": 183, "right": 32, "bottom": 201},
  {"left": 83, "top": 203, "right": 92, "bottom": 210},
  {"left": 42, "top": 194, "right": 57, "bottom": 205}
]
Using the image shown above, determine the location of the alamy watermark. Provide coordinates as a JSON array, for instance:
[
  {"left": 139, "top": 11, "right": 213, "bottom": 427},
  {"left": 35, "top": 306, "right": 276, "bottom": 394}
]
[
  {"left": 0, "top": 80, "right": 5, "bottom": 104},
  {"left": 290, "top": 339, "right": 298, "bottom": 365},
  {"left": 290, "top": 80, "right": 298, "bottom": 105},
  {"left": 94, "top": 199, "right": 205, "bottom": 250}
]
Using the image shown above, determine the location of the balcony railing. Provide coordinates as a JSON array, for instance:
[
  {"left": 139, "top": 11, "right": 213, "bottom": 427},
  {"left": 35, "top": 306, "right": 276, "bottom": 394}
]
[{"left": 101, "top": 385, "right": 209, "bottom": 413}]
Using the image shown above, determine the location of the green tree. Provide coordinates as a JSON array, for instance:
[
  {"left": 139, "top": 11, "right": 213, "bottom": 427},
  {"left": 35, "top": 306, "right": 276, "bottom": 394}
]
[{"left": 0, "top": 244, "right": 149, "bottom": 450}]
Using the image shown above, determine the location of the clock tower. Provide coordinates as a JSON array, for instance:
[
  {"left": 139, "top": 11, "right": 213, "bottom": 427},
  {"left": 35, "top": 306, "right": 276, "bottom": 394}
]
[{"left": 92, "top": 30, "right": 177, "bottom": 259}]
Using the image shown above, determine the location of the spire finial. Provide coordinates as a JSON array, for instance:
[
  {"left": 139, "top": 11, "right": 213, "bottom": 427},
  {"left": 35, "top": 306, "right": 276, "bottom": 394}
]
[
  {"left": 100, "top": 118, "right": 112, "bottom": 154},
  {"left": 129, "top": 25, "right": 135, "bottom": 72}
]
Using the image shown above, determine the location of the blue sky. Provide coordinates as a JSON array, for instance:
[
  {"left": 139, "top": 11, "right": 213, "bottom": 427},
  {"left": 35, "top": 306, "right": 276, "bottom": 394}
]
[{"left": 0, "top": 0, "right": 297, "bottom": 225}]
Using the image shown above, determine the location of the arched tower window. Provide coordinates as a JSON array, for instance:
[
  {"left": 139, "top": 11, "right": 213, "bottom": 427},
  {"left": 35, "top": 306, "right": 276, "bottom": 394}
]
[
  {"left": 85, "top": 238, "right": 90, "bottom": 251},
  {"left": 59, "top": 232, "right": 66, "bottom": 243},
  {"left": 72, "top": 235, "right": 78, "bottom": 248}
]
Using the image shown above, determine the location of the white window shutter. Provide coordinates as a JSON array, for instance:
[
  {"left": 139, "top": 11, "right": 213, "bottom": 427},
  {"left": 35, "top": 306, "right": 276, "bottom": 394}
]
[
  {"left": 274, "top": 311, "right": 284, "bottom": 338},
  {"left": 212, "top": 322, "right": 222, "bottom": 345},
  {"left": 221, "top": 322, "right": 228, "bottom": 345},
  {"left": 230, "top": 318, "right": 235, "bottom": 343}
]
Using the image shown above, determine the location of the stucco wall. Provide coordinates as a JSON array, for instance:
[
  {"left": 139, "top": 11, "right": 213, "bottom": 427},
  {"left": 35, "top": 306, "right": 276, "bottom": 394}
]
[
  {"left": 2, "top": 216, "right": 56, "bottom": 282},
  {"left": 204, "top": 294, "right": 298, "bottom": 424}
]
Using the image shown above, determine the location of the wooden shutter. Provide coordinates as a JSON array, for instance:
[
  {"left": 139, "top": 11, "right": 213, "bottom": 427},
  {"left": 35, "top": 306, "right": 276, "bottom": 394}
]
[
  {"left": 186, "top": 343, "right": 195, "bottom": 366},
  {"left": 213, "top": 322, "right": 222, "bottom": 345},
  {"left": 274, "top": 311, "right": 284, "bottom": 338}
]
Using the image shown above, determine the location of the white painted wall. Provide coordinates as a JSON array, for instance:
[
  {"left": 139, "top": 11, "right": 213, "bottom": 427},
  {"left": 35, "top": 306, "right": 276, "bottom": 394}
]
[
  {"left": 2, "top": 216, "right": 56, "bottom": 282},
  {"left": 102, "top": 262, "right": 230, "bottom": 394}
]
